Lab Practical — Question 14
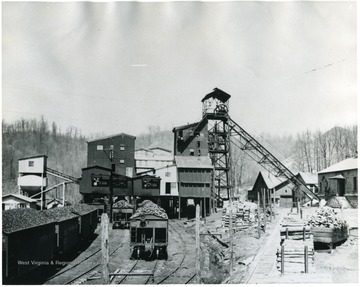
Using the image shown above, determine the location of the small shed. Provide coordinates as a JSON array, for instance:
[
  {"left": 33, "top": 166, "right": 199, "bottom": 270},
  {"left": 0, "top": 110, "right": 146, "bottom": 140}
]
[
  {"left": 43, "top": 207, "right": 79, "bottom": 255},
  {"left": 250, "top": 171, "right": 294, "bottom": 208},
  {"left": 2, "top": 208, "right": 55, "bottom": 281},
  {"left": 2, "top": 194, "right": 38, "bottom": 210}
]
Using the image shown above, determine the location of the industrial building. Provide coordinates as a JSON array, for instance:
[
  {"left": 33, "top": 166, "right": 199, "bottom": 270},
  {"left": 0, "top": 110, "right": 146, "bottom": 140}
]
[
  {"left": 135, "top": 147, "right": 173, "bottom": 174},
  {"left": 318, "top": 157, "right": 358, "bottom": 207},
  {"left": 86, "top": 133, "right": 136, "bottom": 177}
]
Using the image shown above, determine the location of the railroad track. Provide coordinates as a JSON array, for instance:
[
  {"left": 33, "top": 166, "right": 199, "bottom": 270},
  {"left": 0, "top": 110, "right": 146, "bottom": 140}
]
[
  {"left": 45, "top": 229, "right": 129, "bottom": 285},
  {"left": 154, "top": 220, "right": 196, "bottom": 284},
  {"left": 111, "top": 259, "right": 159, "bottom": 284},
  {"left": 65, "top": 239, "right": 128, "bottom": 285}
]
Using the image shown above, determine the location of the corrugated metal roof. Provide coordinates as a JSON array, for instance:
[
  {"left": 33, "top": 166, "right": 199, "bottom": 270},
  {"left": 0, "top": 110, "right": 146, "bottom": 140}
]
[
  {"left": 175, "top": 156, "right": 213, "bottom": 169},
  {"left": 2, "top": 208, "right": 54, "bottom": 234},
  {"left": 18, "top": 154, "right": 47, "bottom": 161},
  {"left": 43, "top": 206, "right": 79, "bottom": 222},
  {"left": 298, "top": 172, "right": 318, "bottom": 185},
  {"left": 318, "top": 158, "right": 358, "bottom": 174}
]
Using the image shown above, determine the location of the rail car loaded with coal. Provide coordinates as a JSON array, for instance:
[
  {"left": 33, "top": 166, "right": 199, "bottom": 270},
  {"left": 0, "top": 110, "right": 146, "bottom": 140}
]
[
  {"left": 112, "top": 200, "right": 134, "bottom": 229},
  {"left": 130, "top": 200, "right": 168, "bottom": 260}
]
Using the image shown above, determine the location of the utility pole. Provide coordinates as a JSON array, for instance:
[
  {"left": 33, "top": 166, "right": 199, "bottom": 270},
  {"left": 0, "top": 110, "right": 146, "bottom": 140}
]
[
  {"left": 196, "top": 204, "right": 201, "bottom": 284},
  {"left": 103, "top": 146, "right": 115, "bottom": 223},
  {"left": 109, "top": 147, "right": 115, "bottom": 224}
]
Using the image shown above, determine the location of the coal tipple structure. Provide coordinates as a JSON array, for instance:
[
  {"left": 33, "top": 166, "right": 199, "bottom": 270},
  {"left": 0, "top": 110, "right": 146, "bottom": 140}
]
[{"left": 79, "top": 88, "right": 319, "bottom": 219}]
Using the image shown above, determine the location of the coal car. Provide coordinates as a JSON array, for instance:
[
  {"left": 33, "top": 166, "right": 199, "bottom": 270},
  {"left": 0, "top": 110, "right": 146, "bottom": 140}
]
[
  {"left": 129, "top": 200, "right": 168, "bottom": 260},
  {"left": 112, "top": 200, "right": 134, "bottom": 229}
]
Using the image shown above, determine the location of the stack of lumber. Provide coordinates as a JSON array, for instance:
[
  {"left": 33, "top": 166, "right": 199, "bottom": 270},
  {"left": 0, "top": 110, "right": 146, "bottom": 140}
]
[
  {"left": 281, "top": 217, "right": 311, "bottom": 240},
  {"left": 131, "top": 200, "right": 168, "bottom": 219},
  {"left": 276, "top": 239, "right": 315, "bottom": 273}
]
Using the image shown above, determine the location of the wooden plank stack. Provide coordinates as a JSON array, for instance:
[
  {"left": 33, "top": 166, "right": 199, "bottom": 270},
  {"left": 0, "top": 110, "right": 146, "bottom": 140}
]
[
  {"left": 281, "top": 217, "right": 312, "bottom": 241},
  {"left": 221, "top": 207, "right": 253, "bottom": 227},
  {"left": 277, "top": 214, "right": 315, "bottom": 274},
  {"left": 276, "top": 239, "right": 315, "bottom": 273}
]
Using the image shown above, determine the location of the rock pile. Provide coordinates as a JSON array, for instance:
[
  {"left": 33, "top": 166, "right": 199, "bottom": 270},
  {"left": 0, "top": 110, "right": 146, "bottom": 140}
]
[{"left": 306, "top": 206, "right": 347, "bottom": 229}]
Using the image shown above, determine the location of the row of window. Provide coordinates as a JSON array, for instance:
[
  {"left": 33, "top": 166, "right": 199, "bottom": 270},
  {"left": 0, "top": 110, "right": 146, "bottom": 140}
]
[
  {"left": 97, "top": 145, "right": 126, "bottom": 151},
  {"left": 180, "top": 183, "right": 211, "bottom": 187}
]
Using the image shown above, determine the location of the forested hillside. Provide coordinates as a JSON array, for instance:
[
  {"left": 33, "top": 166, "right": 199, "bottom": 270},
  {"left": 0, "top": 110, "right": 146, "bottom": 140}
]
[
  {"left": 2, "top": 117, "right": 87, "bottom": 203},
  {"left": 2, "top": 117, "right": 357, "bottom": 201}
]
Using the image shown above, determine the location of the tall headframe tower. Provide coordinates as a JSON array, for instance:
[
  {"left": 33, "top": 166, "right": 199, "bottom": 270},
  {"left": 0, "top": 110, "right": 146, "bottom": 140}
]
[{"left": 201, "top": 88, "right": 232, "bottom": 200}]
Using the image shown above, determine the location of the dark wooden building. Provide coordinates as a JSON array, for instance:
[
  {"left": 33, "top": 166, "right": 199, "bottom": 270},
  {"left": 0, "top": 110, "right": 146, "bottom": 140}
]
[
  {"left": 132, "top": 175, "right": 161, "bottom": 208},
  {"left": 175, "top": 156, "right": 213, "bottom": 217},
  {"left": 173, "top": 121, "right": 209, "bottom": 156},
  {"left": 79, "top": 166, "right": 132, "bottom": 203},
  {"left": 87, "top": 133, "right": 136, "bottom": 177},
  {"left": 250, "top": 171, "right": 294, "bottom": 208}
]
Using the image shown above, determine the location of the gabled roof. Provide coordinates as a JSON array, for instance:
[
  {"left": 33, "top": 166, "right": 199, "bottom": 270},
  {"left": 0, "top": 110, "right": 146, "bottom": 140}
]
[
  {"left": 175, "top": 156, "right": 213, "bottom": 169},
  {"left": 253, "top": 171, "right": 286, "bottom": 190},
  {"left": 260, "top": 171, "right": 285, "bottom": 189},
  {"left": 149, "top": 147, "right": 172, "bottom": 153},
  {"left": 201, "top": 87, "right": 231, "bottom": 103},
  {"left": 318, "top": 158, "right": 358, "bottom": 174},
  {"left": 2, "top": 208, "right": 54, "bottom": 234},
  {"left": 297, "top": 172, "right": 318, "bottom": 185},
  {"left": 87, "top": 132, "right": 136, "bottom": 143},
  {"left": 2, "top": 193, "right": 38, "bottom": 203},
  {"left": 82, "top": 165, "right": 112, "bottom": 172}
]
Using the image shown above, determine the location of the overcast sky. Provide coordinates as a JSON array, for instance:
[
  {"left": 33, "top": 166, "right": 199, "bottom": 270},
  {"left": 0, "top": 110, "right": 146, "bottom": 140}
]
[{"left": 2, "top": 1, "right": 357, "bottom": 138}]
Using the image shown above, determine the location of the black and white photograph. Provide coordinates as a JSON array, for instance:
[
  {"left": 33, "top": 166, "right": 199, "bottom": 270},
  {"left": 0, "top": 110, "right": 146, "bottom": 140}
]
[{"left": 1, "top": 0, "right": 358, "bottom": 285}]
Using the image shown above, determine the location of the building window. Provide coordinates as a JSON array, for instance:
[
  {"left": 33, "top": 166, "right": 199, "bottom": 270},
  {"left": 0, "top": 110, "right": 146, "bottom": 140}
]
[
  {"left": 28, "top": 161, "right": 34, "bottom": 167},
  {"left": 120, "top": 145, "right": 125, "bottom": 151},
  {"left": 190, "top": 149, "right": 194, "bottom": 156},
  {"left": 165, "top": 172, "right": 171, "bottom": 177},
  {"left": 119, "top": 159, "right": 125, "bottom": 164},
  {"left": 97, "top": 145, "right": 103, "bottom": 150},
  {"left": 165, "top": 182, "right": 171, "bottom": 194},
  {"left": 354, "top": 177, "right": 357, "bottom": 191}
]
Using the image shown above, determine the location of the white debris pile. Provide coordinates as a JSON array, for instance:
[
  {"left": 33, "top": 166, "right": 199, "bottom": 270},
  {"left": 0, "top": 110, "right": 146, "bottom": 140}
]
[{"left": 306, "top": 206, "right": 347, "bottom": 229}]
